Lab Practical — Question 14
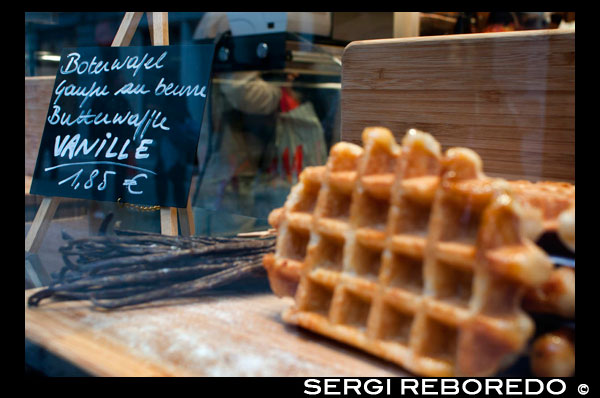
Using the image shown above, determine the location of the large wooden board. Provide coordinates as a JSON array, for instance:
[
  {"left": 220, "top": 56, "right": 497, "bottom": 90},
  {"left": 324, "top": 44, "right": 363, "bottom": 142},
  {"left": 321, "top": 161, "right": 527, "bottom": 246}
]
[
  {"left": 25, "top": 288, "right": 406, "bottom": 376},
  {"left": 341, "top": 29, "right": 574, "bottom": 183}
]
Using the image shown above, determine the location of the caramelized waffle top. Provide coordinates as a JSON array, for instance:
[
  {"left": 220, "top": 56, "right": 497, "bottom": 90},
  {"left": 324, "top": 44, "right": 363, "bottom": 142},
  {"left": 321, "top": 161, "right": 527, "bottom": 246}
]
[{"left": 509, "top": 180, "right": 574, "bottom": 231}]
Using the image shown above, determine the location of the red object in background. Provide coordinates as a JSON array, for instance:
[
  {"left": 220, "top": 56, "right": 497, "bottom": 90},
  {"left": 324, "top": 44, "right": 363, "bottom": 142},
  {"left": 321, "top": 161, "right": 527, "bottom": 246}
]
[
  {"left": 293, "top": 145, "right": 303, "bottom": 176},
  {"left": 280, "top": 87, "right": 300, "bottom": 113},
  {"left": 278, "top": 86, "right": 303, "bottom": 181},
  {"left": 278, "top": 146, "right": 303, "bottom": 181}
]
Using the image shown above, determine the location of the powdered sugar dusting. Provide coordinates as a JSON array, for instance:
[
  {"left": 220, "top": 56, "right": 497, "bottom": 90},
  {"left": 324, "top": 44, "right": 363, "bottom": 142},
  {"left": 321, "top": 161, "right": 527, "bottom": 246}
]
[{"left": 76, "top": 294, "right": 360, "bottom": 376}]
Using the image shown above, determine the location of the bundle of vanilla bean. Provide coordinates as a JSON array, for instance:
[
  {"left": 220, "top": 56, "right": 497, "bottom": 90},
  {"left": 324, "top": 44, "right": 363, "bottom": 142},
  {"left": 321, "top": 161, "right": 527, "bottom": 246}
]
[{"left": 27, "top": 230, "right": 275, "bottom": 309}]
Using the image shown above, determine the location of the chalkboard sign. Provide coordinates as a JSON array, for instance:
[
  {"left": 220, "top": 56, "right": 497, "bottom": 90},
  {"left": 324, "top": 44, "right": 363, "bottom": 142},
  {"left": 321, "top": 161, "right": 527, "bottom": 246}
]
[{"left": 30, "top": 44, "right": 215, "bottom": 208}]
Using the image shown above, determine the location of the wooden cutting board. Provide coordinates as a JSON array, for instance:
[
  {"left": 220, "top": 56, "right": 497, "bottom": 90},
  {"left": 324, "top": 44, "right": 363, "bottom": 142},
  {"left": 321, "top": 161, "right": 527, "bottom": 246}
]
[
  {"left": 25, "top": 288, "right": 407, "bottom": 376},
  {"left": 341, "top": 29, "right": 574, "bottom": 183}
]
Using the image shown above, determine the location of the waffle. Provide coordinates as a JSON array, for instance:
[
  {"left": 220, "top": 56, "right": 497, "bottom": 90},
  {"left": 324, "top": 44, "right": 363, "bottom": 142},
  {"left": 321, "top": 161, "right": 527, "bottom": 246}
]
[
  {"left": 264, "top": 127, "right": 556, "bottom": 376},
  {"left": 557, "top": 205, "right": 575, "bottom": 251},
  {"left": 263, "top": 143, "right": 574, "bottom": 299},
  {"left": 509, "top": 180, "right": 574, "bottom": 232}
]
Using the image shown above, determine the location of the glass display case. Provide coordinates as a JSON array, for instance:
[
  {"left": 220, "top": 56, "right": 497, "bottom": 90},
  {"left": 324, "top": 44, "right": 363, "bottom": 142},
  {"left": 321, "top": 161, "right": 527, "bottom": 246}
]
[
  {"left": 25, "top": 12, "right": 575, "bottom": 379},
  {"left": 25, "top": 12, "right": 344, "bottom": 286},
  {"left": 192, "top": 39, "right": 342, "bottom": 235}
]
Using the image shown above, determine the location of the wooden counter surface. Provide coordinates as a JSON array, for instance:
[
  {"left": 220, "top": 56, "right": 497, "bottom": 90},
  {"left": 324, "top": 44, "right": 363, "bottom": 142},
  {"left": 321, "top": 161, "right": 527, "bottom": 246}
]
[{"left": 25, "top": 288, "right": 407, "bottom": 377}]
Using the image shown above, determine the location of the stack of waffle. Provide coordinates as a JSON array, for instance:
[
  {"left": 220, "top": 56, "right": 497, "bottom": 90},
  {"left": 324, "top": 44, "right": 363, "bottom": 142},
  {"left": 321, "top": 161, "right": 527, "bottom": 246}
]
[{"left": 263, "top": 127, "right": 574, "bottom": 377}]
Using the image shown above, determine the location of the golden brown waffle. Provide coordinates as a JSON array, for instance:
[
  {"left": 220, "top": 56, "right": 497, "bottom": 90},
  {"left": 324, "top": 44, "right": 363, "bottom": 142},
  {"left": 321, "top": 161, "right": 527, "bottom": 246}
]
[
  {"left": 263, "top": 139, "right": 365, "bottom": 298},
  {"left": 557, "top": 205, "right": 575, "bottom": 252},
  {"left": 509, "top": 180, "right": 574, "bottom": 232},
  {"left": 264, "top": 139, "right": 574, "bottom": 298},
  {"left": 265, "top": 127, "right": 556, "bottom": 376},
  {"left": 523, "top": 266, "right": 575, "bottom": 319}
]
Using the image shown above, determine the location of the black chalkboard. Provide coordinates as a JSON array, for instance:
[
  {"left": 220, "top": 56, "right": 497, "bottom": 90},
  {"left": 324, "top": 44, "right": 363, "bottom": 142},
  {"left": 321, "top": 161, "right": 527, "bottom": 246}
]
[{"left": 30, "top": 44, "right": 215, "bottom": 208}]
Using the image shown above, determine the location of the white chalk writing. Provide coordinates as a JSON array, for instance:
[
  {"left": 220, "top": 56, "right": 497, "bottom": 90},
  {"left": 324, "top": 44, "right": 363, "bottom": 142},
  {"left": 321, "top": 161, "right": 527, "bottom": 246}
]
[
  {"left": 60, "top": 51, "right": 167, "bottom": 77},
  {"left": 41, "top": 46, "right": 209, "bottom": 200},
  {"left": 48, "top": 106, "right": 170, "bottom": 141}
]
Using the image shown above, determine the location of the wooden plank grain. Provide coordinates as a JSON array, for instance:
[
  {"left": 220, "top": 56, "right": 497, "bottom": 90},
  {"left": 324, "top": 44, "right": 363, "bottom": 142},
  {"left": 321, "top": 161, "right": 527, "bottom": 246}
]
[
  {"left": 341, "top": 30, "right": 575, "bottom": 183},
  {"left": 25, "top": 289, "right": 407, "bottom": 377},
  {"left": 342, "top": 30, "right": 574, "bottom": 91},
  {"left": 147, "top": 12, "right": 169, "bottom": 46},
  {"left": 25, "top": 291, "right": 180, "bottom": 376},
  {"left": 342, "top": 89, "right": 575, "bottom": 119},
  {"left": 111, "top": 12, "right": 143, "bottom": 47}
]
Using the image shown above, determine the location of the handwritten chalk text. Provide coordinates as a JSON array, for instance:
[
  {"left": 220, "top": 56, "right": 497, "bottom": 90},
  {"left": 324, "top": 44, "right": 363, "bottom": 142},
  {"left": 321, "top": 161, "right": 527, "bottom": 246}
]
[
  {"left": 47, "top": 105, "right": 170, "bottom": 141},
  {"left": 60, "top": 51, "right": 167, "bottom": 77},
  {"left": 54, "top": 79, "right": 110, "bottom": 108},
  {"left": 54, "top": 133, "right": 153, "bottom": 161},
  {"left": 154, "top": 77, "right": 207, "bottom": 97}
]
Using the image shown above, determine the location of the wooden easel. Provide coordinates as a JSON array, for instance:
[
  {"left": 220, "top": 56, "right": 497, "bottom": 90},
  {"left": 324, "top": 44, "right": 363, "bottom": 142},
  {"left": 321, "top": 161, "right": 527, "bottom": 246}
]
[
  {"left": 110, "top": 12, "right": 194, "bottom": 237},
  {"left": 26, "top": 12, "right": 195, "bottom": 266}
]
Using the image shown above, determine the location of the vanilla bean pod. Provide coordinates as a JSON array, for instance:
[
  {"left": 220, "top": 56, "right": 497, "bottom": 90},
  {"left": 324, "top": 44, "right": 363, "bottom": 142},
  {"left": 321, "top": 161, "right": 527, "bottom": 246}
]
[
  {"left": 29, "top": 253, "right": 267, "bottom": 306},
  {"left": 30, "top": 266, "right": 218, "bottom": 307},
  {"left": 89, "top": 251, "right": 266, "bottom": 276},
  {"left": 52, "top": 261, "right": 247, "bottom": 292},
  {"left": 28, "top": 232, "right": 275, "bottom": 309},
  {"left": 74, "top": 249, "right": 202, "bottom": 273},
  {"left": 62, "top": 244, "right": 169, "bottom": 258},
  {"left": 60, "top": 234, "right": 272, "bottom": 262},
  {"left": 54, "top": 269, "right": 85, "bottom": 284},
  {"left": 29, "top": 282, "right": 174, "bottom": 305},
  {"left": 75, "top": 240, "right": 273, "bottom": 274},
  {"left": 114, "top": 229, "right": 263, "bottom": 246},
  {"left": 60, "top": 240, "right": 170, "bottom": 260},
  {"left": 55, "top": 244, "right": 271, "bottom": 284},
  {"left": 91, "top": 260, "right": 264, "bottom": 309}
]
